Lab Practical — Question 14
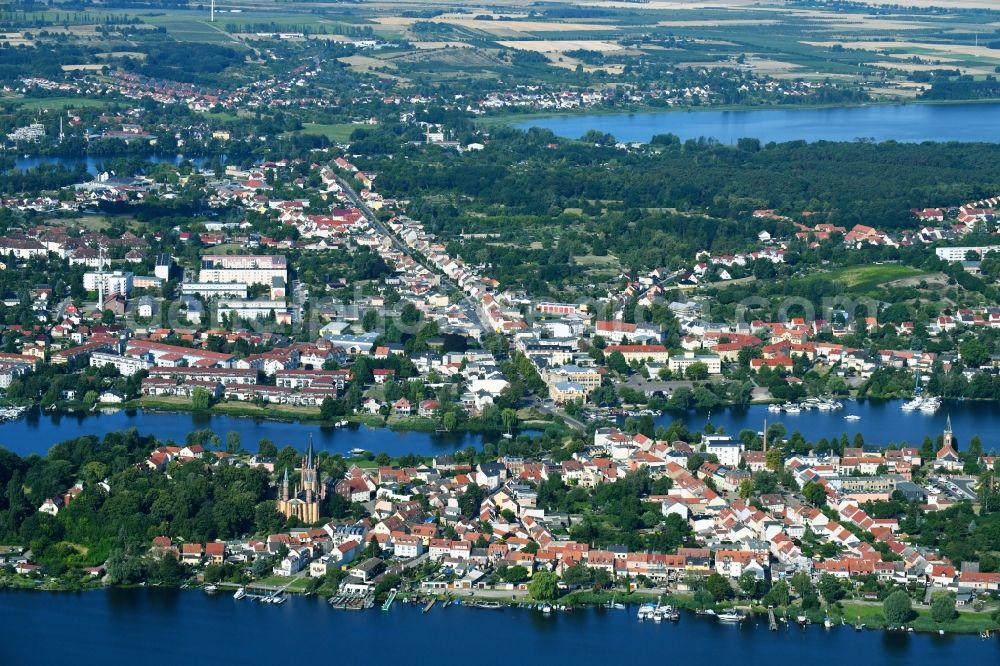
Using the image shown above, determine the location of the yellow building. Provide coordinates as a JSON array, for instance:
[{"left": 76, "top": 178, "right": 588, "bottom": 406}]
[{"left": 278, "top": 438, "right": 325, "bottom": 524}]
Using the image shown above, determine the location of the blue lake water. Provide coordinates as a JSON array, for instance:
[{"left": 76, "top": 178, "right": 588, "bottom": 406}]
[
  {"left": 11, "top": 154, "right": 217, "bottom": 175},
  {"left": 0, "top": 408, "right": 497, "bottom": 458},
  {"left": 0, "top": 400, "right": 995, "bottom": 458},
  {"left": 651, "top": 399, "right": 1000, "bottom": 450},
  {"left": 0, "top": 589, "right": 996, "bottom": 665},
  {"left": 515, "top": 102, "right": 1000, "bottom": 144}
]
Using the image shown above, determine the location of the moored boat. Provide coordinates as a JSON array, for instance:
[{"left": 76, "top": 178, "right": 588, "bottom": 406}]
[{"left": 717, "top": 610, "right": 745, "bottom": 623}]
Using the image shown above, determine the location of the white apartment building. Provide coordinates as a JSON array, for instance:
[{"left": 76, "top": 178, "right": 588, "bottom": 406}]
[
  {"left": 703, "top": 435, "right": 742, "bottom": 467},
  {"left": 154, "top": 254, "right": 173, "bottom": 280},
  {"left": 217, "top": 299, "right": 292, "bottom": 323},
  {"left": 199, "top": 255, "right": 287, "bottom": 286},
  {"left": 0, "top": 362, "right": 32, "bottom": 388},
  {"left": 7, "top": 123, "right": 45, "bottom": 142},
  {"left": 668, "top": 351, "right": 722, "bottom": 375},
  {"left": 90, "top": 351, "right": 153, "bottom": 377},
  {"left": 83, "top": 271, "right": 133, "bottom": 296},
  {"left": 935, "top": 246, "right": 1000, "bottom": 262},
  {"left": 180, "top": 282, "right": 249, "bottom": 299}
]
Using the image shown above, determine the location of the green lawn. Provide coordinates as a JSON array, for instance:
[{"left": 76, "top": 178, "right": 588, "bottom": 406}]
[
  {"left": 826, "top": 265, "right": 925, "bottom": 291},
  {"left": 837, "top": 601, "right": 1000, "bottom": 634},
  {"left": 789, "top": 264, "right": 925, "bottom": 294},
  {"left": 2, "top": 96, "right": 110, "bottom": 111},
  {"left": 255, "top": 576, "right": 313, "bottom": 592}
]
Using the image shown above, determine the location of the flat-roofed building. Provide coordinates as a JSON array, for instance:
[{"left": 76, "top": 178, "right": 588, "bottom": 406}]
[
  {"left": 181, "top": 282, "right": 249, "bottom": 299},
  {"left": 199, "top": 254, "right": 287, "bottom": 286}
]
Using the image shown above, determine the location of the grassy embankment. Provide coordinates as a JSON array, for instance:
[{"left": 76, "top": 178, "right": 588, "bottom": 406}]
[{"left": 834, "top": 601, "right": 999, "bottom": 634}]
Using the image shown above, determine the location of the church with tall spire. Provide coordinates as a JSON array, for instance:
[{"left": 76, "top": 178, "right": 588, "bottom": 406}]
[
  {"left": 935, "top": 415, "right": 962, "bottom": 471},
  {"left": 277, "top": 436, "right": 325, "bottom": 523}
]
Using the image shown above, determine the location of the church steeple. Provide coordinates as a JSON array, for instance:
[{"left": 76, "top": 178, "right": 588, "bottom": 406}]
[
  {"left": 277, "top": 437, "right": 323, "bottom": 524},
  {"left": 943, "top": 414, "right": 954, "bottom": 451}
]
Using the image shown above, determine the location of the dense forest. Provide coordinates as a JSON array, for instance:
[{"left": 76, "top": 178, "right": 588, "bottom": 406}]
[
  {"left": 359, "top": 127, "right": 1000, "bottom": 290},
  {"left": 920, "top": 77, "right": 1000, "bottom": 101},
  {"left": 0, "top": 43, "right": 98, "bottom": 82},
  {"left": 372, "top": 127, "right": 1000, "bottom": 230},
  {"left": 125, "top": 41, "right": 246, "bottom": 85},
  {"left": 0, "top": 430, "right": 297, "bottom": 578}
]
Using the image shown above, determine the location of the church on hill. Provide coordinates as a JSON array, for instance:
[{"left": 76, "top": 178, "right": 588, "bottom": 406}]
[{"left": 277, "top": 437, "right": 326, "bottom": 523}]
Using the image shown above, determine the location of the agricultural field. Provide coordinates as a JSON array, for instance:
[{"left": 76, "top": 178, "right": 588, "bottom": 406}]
[
  {"left": 130, "top": 11, "right": 240, "bottom": 44},
  {"left": 2, "top": 0, "right": 999, "bottom": 101}
]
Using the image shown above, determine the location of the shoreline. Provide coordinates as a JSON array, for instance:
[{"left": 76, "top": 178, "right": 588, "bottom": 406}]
[
  {"left": 24, "top": 399, "right": 566, "bottom": 439},
  {"left": 0, "top": 584, "right": 994, "bottom": 636},
  {"left": 17, "top": 394, "right": 1000, "bottom": 433},
  {"left": 478, "top": 97, "right": 1000, "bottom": 130}
]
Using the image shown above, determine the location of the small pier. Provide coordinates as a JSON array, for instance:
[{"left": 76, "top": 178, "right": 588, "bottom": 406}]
[
  {"left": 423, "top": 598, "right": 437, "bottom": 614},
  {"left": 768, "top": 608, "right": 778, "bottom": 631},
  {"left": 329, "top": 593, "right": 374, "bottom": 610},
  {"left": 382, "top": 588, "right": 398, "bottom": 611}
]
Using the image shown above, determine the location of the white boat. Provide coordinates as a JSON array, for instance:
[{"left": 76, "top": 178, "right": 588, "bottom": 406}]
[
  {"left": 637, "top": 603, "right": 656, "bottom": 620},
  {"left": 204, "top": 584, "right": 218, "bottom": 594},
  {"left": 233, "top": 587, "right": 246, "bottom": 600},
  {"left": 901, "top": 398, "right": 920, "bottom": 411},
  {"left": 767, "top": 404, "right": 781, "bottom": 413},
  {"left": 919, "top": 396, "right": 941, "bottom": 413},
  {"left": 335, "top": 420, "right": 350, "bottom": 427},
  {"left": 717, "top": 610, "right": 746, "bottom": 623},
  {"left": 845, "top": 414, "right": 861, "bottom": 421},
  {"left": 541, "top": 604, "right": 552, "bottom": 614},
  {"left": 349, "top": 448, "right": 367, "bottom": 456}
]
